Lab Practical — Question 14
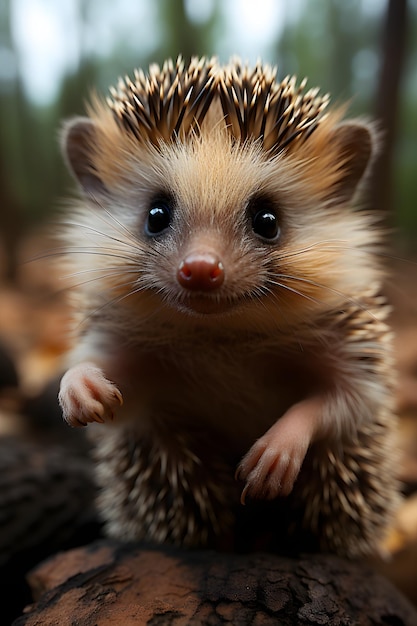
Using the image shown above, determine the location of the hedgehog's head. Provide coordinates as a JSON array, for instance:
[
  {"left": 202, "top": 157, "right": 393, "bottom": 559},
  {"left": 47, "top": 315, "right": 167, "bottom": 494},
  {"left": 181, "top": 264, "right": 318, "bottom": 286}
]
[{"left": 61, "top": 57, "right": 378, "bottom": 327}]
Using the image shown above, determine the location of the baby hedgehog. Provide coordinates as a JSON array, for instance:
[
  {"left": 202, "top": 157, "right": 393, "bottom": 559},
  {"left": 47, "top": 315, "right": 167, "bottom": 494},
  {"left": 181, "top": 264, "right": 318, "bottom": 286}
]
[{"left": 58, "top": 56, "right": 400, "bottom": 557}]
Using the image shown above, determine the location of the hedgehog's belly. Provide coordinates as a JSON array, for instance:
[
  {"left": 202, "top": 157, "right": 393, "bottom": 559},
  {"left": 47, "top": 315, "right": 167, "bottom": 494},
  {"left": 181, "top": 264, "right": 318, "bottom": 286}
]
[{"left": 108, "top": 343, "right": 322, "bottom": 456}]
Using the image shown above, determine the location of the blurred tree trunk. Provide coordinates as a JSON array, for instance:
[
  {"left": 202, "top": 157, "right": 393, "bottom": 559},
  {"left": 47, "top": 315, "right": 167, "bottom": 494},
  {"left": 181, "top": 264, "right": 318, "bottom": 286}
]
[
  {"left": 370, "top": 0, "right": 408, "bottom": 221},
  {"left": 0, "top": 0, "right": 25, "bottom": 284},
  {"left": 163, "top": 0, "right": 196, "bottom": 60},
  {"left": 0, "top": 155, "right": 24, "bottom": 284},
  {"left": 159, "top": 0, "right": 218, "bottom": 62}
]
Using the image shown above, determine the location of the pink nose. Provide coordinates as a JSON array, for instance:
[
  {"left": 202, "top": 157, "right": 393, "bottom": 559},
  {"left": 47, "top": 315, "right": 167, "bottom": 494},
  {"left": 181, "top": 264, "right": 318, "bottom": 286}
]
[{"left": 177, "top": 252, "right": 225, "bottom": 291}]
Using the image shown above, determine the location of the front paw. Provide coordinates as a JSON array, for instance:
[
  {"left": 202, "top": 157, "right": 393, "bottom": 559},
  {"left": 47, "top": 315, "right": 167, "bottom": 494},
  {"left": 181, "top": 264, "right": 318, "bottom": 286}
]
[
  {"left": 58, "top": 363, "right": 123, "bottom": 427},
  {"left": 236, "top": 423, "right": 311, "bottom": 504},
  {"left": 236, "top": 397, "right": 323, "bottom": 503}
]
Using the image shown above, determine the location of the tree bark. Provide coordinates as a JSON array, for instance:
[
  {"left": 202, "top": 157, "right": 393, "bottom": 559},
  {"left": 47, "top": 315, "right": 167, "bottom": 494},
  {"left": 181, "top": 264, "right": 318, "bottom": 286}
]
[
  {"left": 14, "top": 539, "right": 417, "bottom": 626},
  {"left": 371, "top": 0, "right": 408, "bottom": 222}
]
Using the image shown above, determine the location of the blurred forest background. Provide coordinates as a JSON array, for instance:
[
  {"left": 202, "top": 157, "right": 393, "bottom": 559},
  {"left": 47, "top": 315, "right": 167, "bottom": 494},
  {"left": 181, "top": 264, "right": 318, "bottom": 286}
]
[
  {"left": 0, "top": 0, "right": 415, "bottom": 395},
  {"left": 1, "top": 1, "right": 417, "bottom": 621},
  {"left": 0, "top": 0, "right": 416, "bottom": 286}
]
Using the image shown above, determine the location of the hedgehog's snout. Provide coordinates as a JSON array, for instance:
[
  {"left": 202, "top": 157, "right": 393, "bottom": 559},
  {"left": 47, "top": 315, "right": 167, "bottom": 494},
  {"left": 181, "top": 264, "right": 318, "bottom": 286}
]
[{"left": 177, "top": 252, "right": 225, "bottom": 292}]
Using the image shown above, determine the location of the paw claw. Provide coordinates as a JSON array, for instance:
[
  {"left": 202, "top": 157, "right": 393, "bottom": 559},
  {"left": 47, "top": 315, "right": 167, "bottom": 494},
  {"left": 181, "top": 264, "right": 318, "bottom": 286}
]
[
  {"left": 59, "top": 363, "right": 123, "bottom": 427},
  {"left": 113, "top": 389, "right": 123, "bottom": 406},
  {"left": 240, "top": 483, "right": 250, "bottom": 505},
  {"left": 93, "top": 412, "right": 106, "bottom": 424}
]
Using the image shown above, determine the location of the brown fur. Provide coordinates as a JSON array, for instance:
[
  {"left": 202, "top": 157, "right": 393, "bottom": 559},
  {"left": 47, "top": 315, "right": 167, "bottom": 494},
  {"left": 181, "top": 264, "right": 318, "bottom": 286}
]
[{"left": 58, "top": 57, "right": 400, "bottom": 557}]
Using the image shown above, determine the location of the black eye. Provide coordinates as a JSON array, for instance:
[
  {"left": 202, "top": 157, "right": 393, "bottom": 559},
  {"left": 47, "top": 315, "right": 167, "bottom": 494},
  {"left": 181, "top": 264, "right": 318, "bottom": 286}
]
[
  {"left": 252, "top": 209, "right": 280, "bottom": 241},
  {"left": 145, "top": 200, "right": 172, "bottom": 236}
]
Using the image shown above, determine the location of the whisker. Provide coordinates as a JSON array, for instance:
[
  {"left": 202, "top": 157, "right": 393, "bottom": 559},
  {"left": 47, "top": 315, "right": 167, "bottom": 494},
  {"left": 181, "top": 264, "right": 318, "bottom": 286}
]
[
  {"left": 30, "top": 246, "right": 141, "bottom": 264},
  {"left": 266, "top": 278, "right": 323, "bottom": 306},
  {"left": 50, "top": 267, "right": 140, "bottom": 302},
  {"left": 279, "top": 239, "right": 417, "bottom": 268},
  {"left": 277, "top": 239, "right": 351, "bottom": 260},
  {"left": 64, "top": 265, "right": 139, "bottom": 279},
  {"left": 76, "top": 281, "right": 151, "bottom": 328},
  {"left": 62, "top": 220, "right": 142, "bottom": 254},
  {"left": 270, "top": 274, "right": 378, "bottom": 321},
  {"left": 34, "top": 237, "right": 165, "bottom": 266},
  {"left": 87, "top": 193, "right": 143, "bottom": 243},
  {"left": 258, "top": 283, "right": 306, "bottom": 348},
  {"left": 62, "top": 269, "right": 140, "bottom": 291}
]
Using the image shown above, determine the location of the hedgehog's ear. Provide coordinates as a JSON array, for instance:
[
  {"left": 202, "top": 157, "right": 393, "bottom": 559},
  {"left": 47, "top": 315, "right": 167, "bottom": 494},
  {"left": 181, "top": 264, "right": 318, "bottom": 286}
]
[
  {"left": 328, "top": 121, "right": 375, "bottom": 205},
  {"left": 61, "top": 117, "right": 108, "bottom": 198}
]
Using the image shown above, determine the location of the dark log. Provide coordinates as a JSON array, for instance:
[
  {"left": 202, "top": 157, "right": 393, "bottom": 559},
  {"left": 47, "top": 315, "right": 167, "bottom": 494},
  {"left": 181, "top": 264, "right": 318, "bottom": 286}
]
[
  {"left": 370, "top": 0, "right": 408, "bottom": 222},
  {"left": 14, "top": 539, "right": 417, "bottom": 626},
  {"left": 0, "top": 437, "right": 97, "bottom": 569},
  {"left": 0, "top": 436, "right": 99, "bottom": 624}
]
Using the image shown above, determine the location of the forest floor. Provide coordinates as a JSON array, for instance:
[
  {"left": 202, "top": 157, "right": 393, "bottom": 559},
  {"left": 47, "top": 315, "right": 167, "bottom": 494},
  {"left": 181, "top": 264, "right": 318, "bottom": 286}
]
[{"left": 0, "top": 230, "right": 417, "bottom": 611}]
